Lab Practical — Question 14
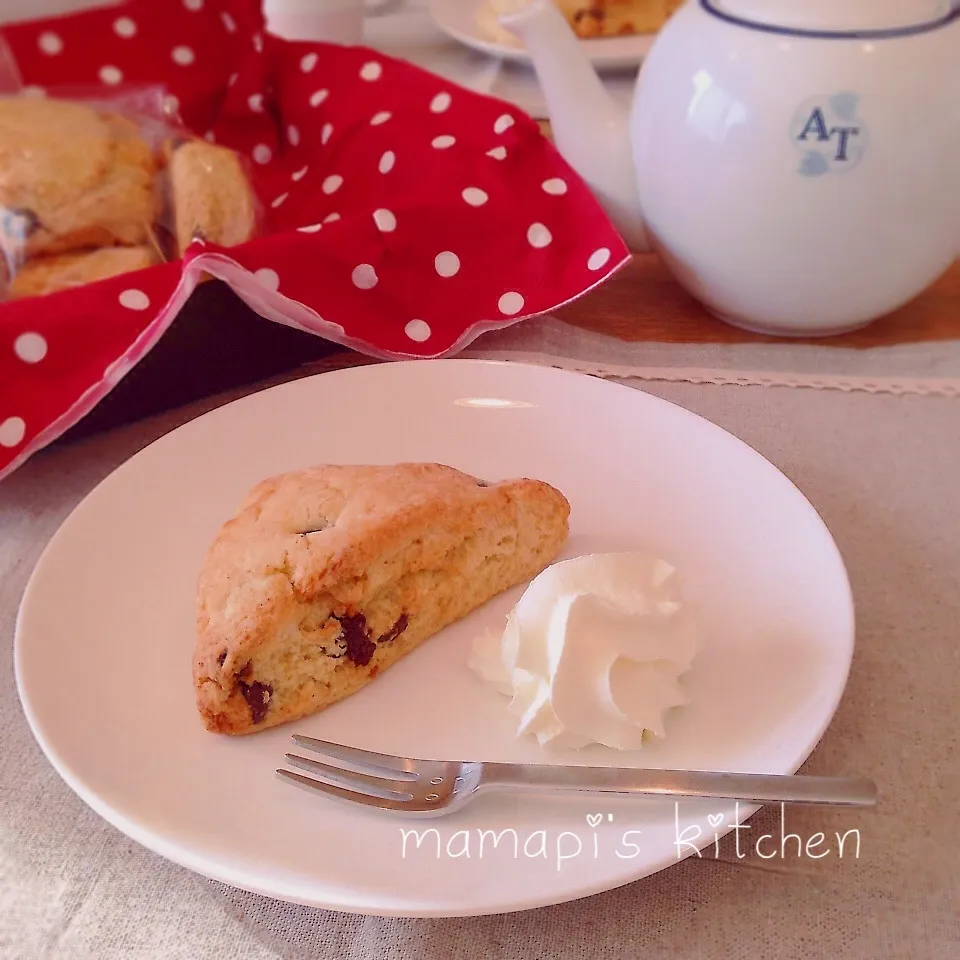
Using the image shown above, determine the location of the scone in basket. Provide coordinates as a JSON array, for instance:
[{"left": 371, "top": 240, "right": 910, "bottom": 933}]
[{"left": 0, "top": 0, "right": 629, "bottom": 481}]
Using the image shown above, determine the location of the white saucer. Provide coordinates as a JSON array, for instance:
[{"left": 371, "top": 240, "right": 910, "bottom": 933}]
[
  {"left": 15, "top": 360, "right": 854, "bottom": 917},
  {"left": 429, "top": 0, "right": 653, "bottom": 71}
]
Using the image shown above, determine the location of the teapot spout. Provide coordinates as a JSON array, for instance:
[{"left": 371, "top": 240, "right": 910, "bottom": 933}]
[{"left": 500, "top": 0, "right": 649, "bottom": 251}]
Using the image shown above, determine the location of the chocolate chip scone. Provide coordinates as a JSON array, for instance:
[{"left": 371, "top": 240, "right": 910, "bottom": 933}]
[
  {"left": 0, "top": 99, "right": 160, "bottom": 262},
  {"left": 194, "top": 463, "right": 570, "bottom": 734},
  {"left": 557, "top": 0, "right": 683, "bottom": 37},
  {"left": 169, "top": 140, "right": 257, "bottom": 257}
]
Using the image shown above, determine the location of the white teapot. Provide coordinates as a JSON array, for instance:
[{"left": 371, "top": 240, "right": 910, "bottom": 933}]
[{"left": 502, "top": 0, "right": 960, "bottom": 336}]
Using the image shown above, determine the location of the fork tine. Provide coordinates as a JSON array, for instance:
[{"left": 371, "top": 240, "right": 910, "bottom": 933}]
[
  {"left": 290, "top": 735, "right": 418, "bottom": 780},
  {"left": 276, "top": 769, "right": 413, "bottom": 812},
  {"left": 284, "top": 753, "right": 414, "bottom": 799}
]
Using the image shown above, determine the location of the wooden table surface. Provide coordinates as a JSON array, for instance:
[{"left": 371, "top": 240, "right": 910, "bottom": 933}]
[{"left": 556, "top": 254, "right": 960, "bottom": 348}]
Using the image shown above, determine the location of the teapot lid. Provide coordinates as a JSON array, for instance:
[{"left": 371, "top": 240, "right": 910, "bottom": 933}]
[{"left": 704, "top": 0, "right": 958, "bottom": 36}]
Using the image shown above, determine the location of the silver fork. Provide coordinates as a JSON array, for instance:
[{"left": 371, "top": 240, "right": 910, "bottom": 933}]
[{"left": 277, "top": 736, "right": 878, "bottom": 818}]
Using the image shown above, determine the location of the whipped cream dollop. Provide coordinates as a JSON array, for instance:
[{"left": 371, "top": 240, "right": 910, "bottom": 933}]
[{"left": 469, "top": 553, "right": 698, "bottom": 751}]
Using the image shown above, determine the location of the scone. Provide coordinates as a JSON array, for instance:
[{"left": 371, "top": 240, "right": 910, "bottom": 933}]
[
  {"left": 8, "top": 246, "right": 157, "bottom": 299},
  {"left": 194, "top": 463, "right": 570, "bottom": 734},
  {"left": 557, "top": 0, "right": 683, "bottom": 37},
  {"left": 0, "top": 99, "right": 160, "bottom": 261},
  {"left": 169, "top": 140, "right": 257, "bottom": 257}
]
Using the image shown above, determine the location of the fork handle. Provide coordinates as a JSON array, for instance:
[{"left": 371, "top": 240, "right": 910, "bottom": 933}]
[{"left": 480, "top": 764, "right": 878, "bottom": 807}]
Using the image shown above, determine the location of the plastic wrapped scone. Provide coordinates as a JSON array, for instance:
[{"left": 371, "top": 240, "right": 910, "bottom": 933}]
[
  {"left": 167, "top": 140, "right": 258, "bottom": 258},
  {"left": 0, "top": 91, "right": 259, "bottom": 300}
]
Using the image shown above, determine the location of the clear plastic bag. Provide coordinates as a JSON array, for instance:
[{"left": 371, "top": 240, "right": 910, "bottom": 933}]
[{"left": 0, "top": 82, "right": 260, "bottom": 300}]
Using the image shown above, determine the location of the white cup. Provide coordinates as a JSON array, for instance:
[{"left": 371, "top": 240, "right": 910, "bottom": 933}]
[{"left": 264, "top": 0, "right": 398, "bottom": 44}]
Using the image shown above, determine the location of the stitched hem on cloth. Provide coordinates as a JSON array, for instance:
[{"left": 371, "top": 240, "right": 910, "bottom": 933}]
[{"left": 460, "top": 350, "right": 960, "bottom": 398}]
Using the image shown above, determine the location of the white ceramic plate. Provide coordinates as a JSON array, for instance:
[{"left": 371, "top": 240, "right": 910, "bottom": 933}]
[
  {"left": 429, "top": 0, "right": 654, "bottom": 71},
  {"left": 16, "top": 361, "right": 854, "bottom": 917}
]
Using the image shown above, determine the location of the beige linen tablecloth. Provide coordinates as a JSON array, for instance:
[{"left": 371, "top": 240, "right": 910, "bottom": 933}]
[{"left": 2, "top": 372, "right": 958, "bottom": 960}]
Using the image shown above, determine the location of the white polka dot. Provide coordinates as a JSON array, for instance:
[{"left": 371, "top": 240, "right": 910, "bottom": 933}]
[
  {"left": 248, "top": 93, "right": 264, "bottom": 112},
  {"left": 99, "top": 65, "right": 123, "bottom": 85},
  {"left": 486, "top": 146, "right": 507, "bottom": 160},
  {"left": 435, "top": 251, "right": 460, "bottom": 278},
  {"left": 301, "top": 52, "right": 318, "bottom": 72},
  {"left": 323, "top": 212, "right": 341, "bottom": 223},
  {"left": 298, "top": 223, "right": 322, "bottom": 233},
  {"left": 321, "top": 123, "right": 333, "bottom": 145},
  {"left": 292, "top": 165, "right": 308, "bottom": 182},
  {"left": 527, "top": 223, "right": 552, "bottom": 248},
  {"left": 430, "top": 92, "right": 452, "bottom": 113},
  {"left": 310, "top": 89, "right": 329, "bottom": 108},
  {"left": 204, "top": 130, "right": 216, "bottom": 143},
  {"left": 542, "top": 177, "right": 568, "bottom": 195},
  {"left": 322, "top": 174, "right": 343, "bottom": 195},
  {"left": 163, "top": 94, "right": 179, "bottom": 116},
  {"left": 405, "top": 319, "right": 431, "bottom": 342},
  {"left": 21, "top": 86, "right": 45, "bottom": 98},
  {"left": 172, "top": 45, "right": 195, "bottom": 66},
  {"left": 228, "top": 72, "right": 238, "bottom": 86},
  {"left": 360, "top": 61, "right": 382, "bottom": 81},
  {"left": 498, "top": 292, "right": 524, "bottom": 315},
  {"left": 287, "top": 124, "right": 300, "bottom": 145},
  {"left": 271, "top": 193, "right": 288, "bottom": 208},
  {"left": 0, "top": 417, "right": 26, "bottom": 448},
  {"left": 432, "top": 135, "right": 456, "bottom": 149},
  {"left": 183, "top": 0, "right": 203, "bottom": 10},
  {"left": 252, "top": 144, "right": 272, "bottom": 164},
  {"left": 462, "top": 187, "right": 488, "bottom": 207},
  {"left": 119, "top": 288, "right": 150, "bottom": 310},
  {"left": 38, "top": 32, "right": 63, "bottom": 55},
  {"left": 373, "top": 209, "right": 396, "bottom": 232},
  {"left": 370, "top": 111, "right": 392, "bottom": 126},
  {"left": 253, "top": 33, "right": 263, "bottom": 53},
  {"left": 351, "top": 264, "right": 378, "bottom": 289},
  {"left": 14, "top": 332, "right": 47, "bottom": 363},
  {"left": 113, "top": 17, "right": 137, "bottom": 38},
  {"left": 254, "top": 268, "right": 280, "bottom": 290},
  {"left": 588, "top": 247, "right": 612, "bottom": 271},
  {"left": 378, "top": 150, "right": 395, "bottom": 173},
  {"left": 494, "top": 113, "right": 515, "bottom": 134},
  {"left": 221, "top": 11, "right": 237, "bottom": 32}
]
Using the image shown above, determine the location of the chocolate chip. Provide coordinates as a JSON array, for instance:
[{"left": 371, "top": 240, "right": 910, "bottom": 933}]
[
  {"left": 217, "top": 650, "right": 227, "bottom": 666},
  {"left": 335, "top": 613, "right": 376, "bottom": 667},
  {"left": 239, "top": 680, "right": 272, "bottom": 724},
  {"left": 379, "top": 614, "right": 408, "bottom": 644},
  {"left": 475, "top": 480, "right": 490, "bottom": 487}
]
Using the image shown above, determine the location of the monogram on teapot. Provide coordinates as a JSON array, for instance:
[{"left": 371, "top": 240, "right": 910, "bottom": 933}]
[{"left": 502, "top": 0, "right": 960, "bottom": 336}]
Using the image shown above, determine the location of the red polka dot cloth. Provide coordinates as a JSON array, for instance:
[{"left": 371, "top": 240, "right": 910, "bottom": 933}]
[{"left": 0, "top": 0, "right": 629, "bottom": 480}]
